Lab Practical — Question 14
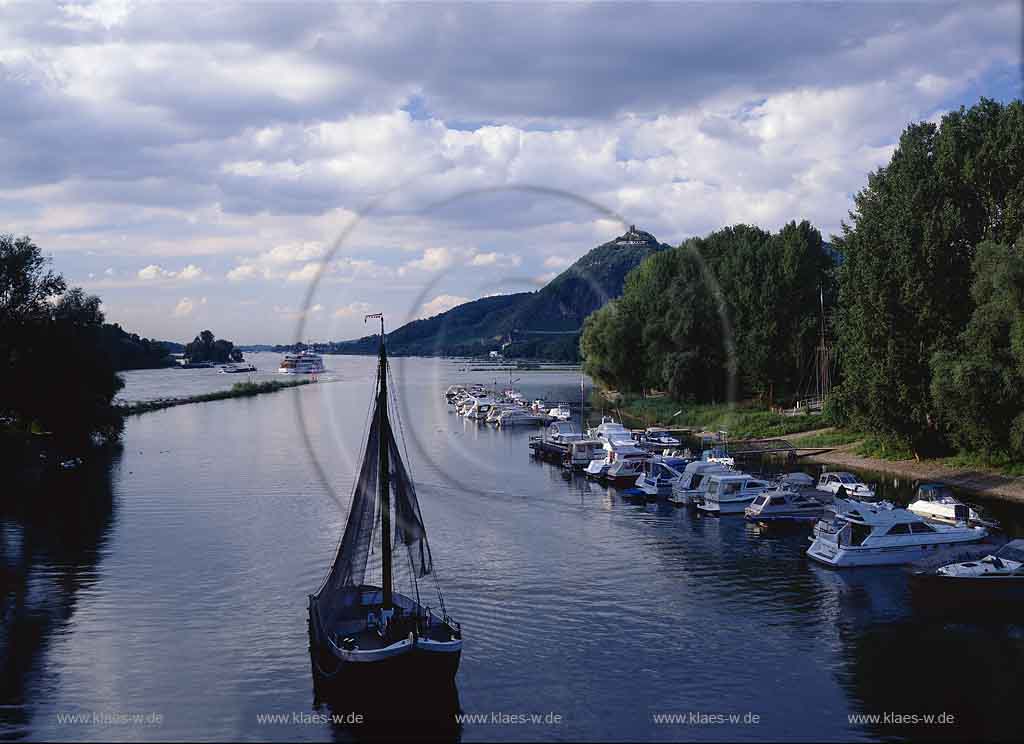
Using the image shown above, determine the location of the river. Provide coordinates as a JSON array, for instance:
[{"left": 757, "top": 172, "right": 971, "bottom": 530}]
[{"left": 2, "top": 353, "right": 1022, "bottom": 741}]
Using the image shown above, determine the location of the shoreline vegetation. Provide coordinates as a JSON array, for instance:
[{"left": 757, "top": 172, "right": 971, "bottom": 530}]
[
  {"left": 580, "top": 99, "right": 1024, "bottom": 498},
  {"left": 116, "top": 379, "right": 317, "bottom": 416},
  {"left": 607, "top": 394, "right": 1024, "bottom": 502}
]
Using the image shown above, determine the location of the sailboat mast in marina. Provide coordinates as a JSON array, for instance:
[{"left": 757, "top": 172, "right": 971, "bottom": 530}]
[{"left": 308, "top": 314, "right": 461, "bottom": 695}]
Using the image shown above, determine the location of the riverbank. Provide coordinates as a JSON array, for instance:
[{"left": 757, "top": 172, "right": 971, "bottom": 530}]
[
  {"left": 790, "top": 429, "right": 1024, "bottom": 504},
  {"left": 605, "top": 394, "right": 1024, "bottom": 503},
  {"left": 605, "top": 395, "right": 827, "bottom": 439},
  {"left": 117, "top": 378, "right": 316, "bottom": 415}
]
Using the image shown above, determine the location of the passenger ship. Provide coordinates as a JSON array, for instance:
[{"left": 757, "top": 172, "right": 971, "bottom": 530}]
[{"left": 278, "top": 350, "right": 325, "bottom": 374}]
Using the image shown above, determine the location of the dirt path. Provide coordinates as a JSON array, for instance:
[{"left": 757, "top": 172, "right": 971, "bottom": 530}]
[{"left": 804, "top": 445, "right": 1024, "bottom": 504}]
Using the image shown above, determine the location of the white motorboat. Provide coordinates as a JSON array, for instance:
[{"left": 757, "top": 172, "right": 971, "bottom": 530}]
[
  {"left": 701, "top": 446, "right": 735, "bottom": 468},
  {"left": 644, "top": 428, "right": 681, "bottom": 447},
  {"left": 911, "top": 540, "right": 1024, "bottom": 599},
  {"left": 807, "top": 498, "right": 988, "bottom": 567},
  {"left": 588, "top": 417, "right": 630, "bottom": 441},
  {"left": 548, "top": 405, "right": 572, "bottom": 421},
  {"left": 604, "top": 447, "right": 651, "bottom": 483},
  {"left": 494, "top": 407, "right": 547, "bottom": 427},
  {"left": 907, "top": 483, "right": 992, "bottom": 527},
  {"left": 219, "top": 362, "right": 257, "bottom": 373},
  {"left": 584, "top": 453, "right": 612, "bottom": 478},
  {"left": 745, "top": 481, "right": 832, "bottom": 524},
  {"left": 816, "top": 471, "right": 876, "bottom": 499},
  {"left": 634, "top": 457, "right": 690, "bottom": 499},
  {"left": 463, "top": 397, "right": 496, "bottom": 421},
  {"left": 444, "top": 385, "right": 466, "bottom": 403},
  {"left": 668, "top": 461, "right": 732, "bottom": 506},
  {"left": 486, "top": 403, "right": 516, "bottom": 423},
  {"left": 697, "top": 473, "right": 771, "bottom": 514},
  {"left": 278, "top": 350, "right": 325, "bottom": 374}
]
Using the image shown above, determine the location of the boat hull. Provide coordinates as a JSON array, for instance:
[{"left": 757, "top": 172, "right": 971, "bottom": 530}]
[
  {"left": 807, "top": 535, "right": 987, "bottom": 567},
  {"left": 308, "top": 591, "right": 462, "bottom": 702}
]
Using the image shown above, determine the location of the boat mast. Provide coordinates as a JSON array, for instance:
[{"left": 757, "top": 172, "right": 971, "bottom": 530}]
[
  {"left": 368, "top": 313, "right": 393, "bottom": 610},
  {"left": 817, "top": 286, "right": 830, "bottom": 402}
]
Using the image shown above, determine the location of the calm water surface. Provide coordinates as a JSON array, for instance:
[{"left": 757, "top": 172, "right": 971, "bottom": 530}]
[{"left": 3, "top": 355, "right": 1023, "bottom": 741}]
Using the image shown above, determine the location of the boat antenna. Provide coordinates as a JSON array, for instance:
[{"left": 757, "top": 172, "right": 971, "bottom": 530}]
[{"left": 365, "top": 312, "right": 392, "bottom": 610}]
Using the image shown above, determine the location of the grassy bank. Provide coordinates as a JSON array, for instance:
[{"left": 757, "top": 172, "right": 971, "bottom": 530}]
[
  {"left": 117, "top": 378, "right": 316, "bottom": 415},
  {"left": 601, "top": 395, "right": 829, "bottom": 439}
]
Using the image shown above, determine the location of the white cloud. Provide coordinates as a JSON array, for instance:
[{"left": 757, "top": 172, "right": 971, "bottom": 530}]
[
  {"left": 0, "top": 1, "right": 1016, "bottom": 343},
  {"left": 543, "top": 256, "right": 574, "bottom": 270},
  {"left": 401, "top": 246, "right": 455, "bottom": 274},
  {"left": 274, "top": 303, "right": 324, "bottom": 319},
  {"left": 334, "top": 301, "right": 372, "bottom": 318},
  {"left": 139, "top": 263, "right": 205, "bottom": 281},
  {"left": 469, "top": 251, "right": 521, "bottom": 268},
  {"left": 173, "top": 297, "right": 195, "bottom": 317},
  {"left": 226, "top": 264, "right": 271, "bottom": 282},
  {"left": 286, "top": 262, "right": 324, "bottom": 282},
  {"left": 138, "top": 264, "right": 175, "bottom": 280},
  {"left": 416, "top": 294, "right": 469, "bottom": 319}
]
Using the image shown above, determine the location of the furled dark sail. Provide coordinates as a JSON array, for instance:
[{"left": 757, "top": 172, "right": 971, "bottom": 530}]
[{"left": 311, "top": 371, "right": 433, "bottom": 630}]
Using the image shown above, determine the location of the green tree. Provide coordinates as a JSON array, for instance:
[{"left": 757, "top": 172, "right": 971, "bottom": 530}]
[
  {"left": 184, "top": 329, "right": 240, "bottom": 363},
  {"left": 833, "top": 98, "right": 1024, "bottom": 456},
  {"left": 0, "top": 237, "right": 124, "bottom": 451},
  {"left": 579, "top": 220, "right": 834, "bottom": 405},
  {"left": 930, "top": 241, "right": 1024, "bottom": 456}
]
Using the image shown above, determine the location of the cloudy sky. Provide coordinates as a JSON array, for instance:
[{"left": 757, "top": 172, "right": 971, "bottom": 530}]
[{"left": 2, "top": 1, "right": 1021, "bottom": 344}]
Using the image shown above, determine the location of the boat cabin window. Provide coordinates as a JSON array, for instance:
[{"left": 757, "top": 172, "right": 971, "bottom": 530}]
[
  {"left": 885, "top": 523, "right": 912, "bottom": 535},
  {"left": 838, "top": 474, "right": 858, "bottom": 484},
  {"left": 706, "top": 481, "right": 719, "bottom": 496},
  {"left": 722, "top": 482, "right": 742, "bottom": 495},
  {"left": 691, "top": 474, "right": 704, "bottom": 489},
  {"left": 849, "top": 523, "right": 872, "bottom": 546},
  {"left": 910, "top": 522, "right": 937, "bottom": 534}
]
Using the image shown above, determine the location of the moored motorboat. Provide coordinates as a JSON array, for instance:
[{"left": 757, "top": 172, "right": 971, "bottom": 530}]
[
  {"left": 697, "top": 472, "right": 771, "bottom": 514},
  {"left": 547, "top": 405, "right": 572, "bottom": 421},
  {"left": 603, "top": 445, "right": 650, "bottom": 484},
  {"left": 807, "top": 498, "right": 988, "bottom": 567},
  {"left": 907, "top": 482, "right": 997, "bottom": 528},
  {"left": 745, "top": 481, "right": 832, "bottom": 524},
  {"left": 816, "top": 471, "right": 876, "bottom": 500},
  {"left": 910, "top": 539, "right": 1024, "bottom": 600},
  {"left": 634, "top": 456, "right": 690, "bottom": 500},
  {"left": 667, "top": 461, "right": 732, "bottom": 506},
  {"left": 308, "top": 315, "right": 461, "bottom": 699}
]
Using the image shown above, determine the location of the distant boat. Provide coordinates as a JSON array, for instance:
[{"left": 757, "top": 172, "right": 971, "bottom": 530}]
[
  {"left": 218, "top": 362, "right": 257, "bottom": 374},
  {"left": 278, "top": 351, "right": 324, "bottom": 374},
  {"left": 308, "top": 315, "right": 461, "bottom": 699}
]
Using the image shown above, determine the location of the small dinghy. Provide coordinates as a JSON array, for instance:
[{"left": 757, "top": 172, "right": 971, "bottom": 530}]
[{"left": 308, "top": 315, "right": 461, "bottom": 708}]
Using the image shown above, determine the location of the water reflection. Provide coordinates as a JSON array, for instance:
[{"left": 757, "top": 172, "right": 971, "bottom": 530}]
[
  {"left": 0, "top": 453, "right": 119, "bottom": 738},
  {"left": 318, "top": 681, "right": 463, "bottom": 743}
]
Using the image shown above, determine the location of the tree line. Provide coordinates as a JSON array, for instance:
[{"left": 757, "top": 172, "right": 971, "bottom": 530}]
[
  {"left": 1, "top": 235, "right": 240, "bottom": 454},
  {"left": 0, "top": 235, "right": 125, "bottom": 451},
  {"left": 580, "top": 220, "right": 835, "bottom": 404},
  {"left": 581, "top": 97, "right": 1024, "bottom": 461}
]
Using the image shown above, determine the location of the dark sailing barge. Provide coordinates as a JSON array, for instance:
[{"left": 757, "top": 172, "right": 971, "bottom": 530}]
[{"left": 308, "top": 314, "right": 461, "bottom": 696}]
